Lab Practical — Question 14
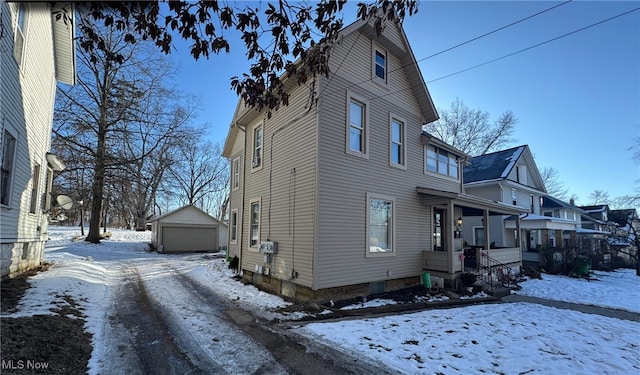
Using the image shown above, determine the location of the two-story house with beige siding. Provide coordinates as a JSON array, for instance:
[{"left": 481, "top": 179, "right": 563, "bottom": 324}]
[
  {"left": 223, "top": 18, "right": 523, "bottom": 302},
  {"left": 1, "top": 2, "right": 75, "bottom": 278}
]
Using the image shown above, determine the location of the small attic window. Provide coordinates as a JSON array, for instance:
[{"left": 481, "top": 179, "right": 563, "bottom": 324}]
[{"left": 372, "top": 44, "right": 387, "bottom": 84}]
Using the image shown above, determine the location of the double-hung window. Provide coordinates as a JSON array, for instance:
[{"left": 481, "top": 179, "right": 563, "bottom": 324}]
[
  {"left": 249, "top": 201, "right": 260, "bottom": 247},
  {"left": 346, "top": 92, "right": 368, "bottom": 157},
  {"left": 230, "top": 209, "right": 238, "bottom": 243},
  {"left": 367, "top": 193, "right": 395, "bottom": 256},
  {"left": 13, "top": 3, "right": 27, "bottom": 65},
  {"left": 29, "top": 164, "right": 40, "bottom": 214},
  {"left": 374, "top": 49, "right": 386, "bottom": 81},
  {"left": 232, "top": 157, "right": 240, "bottom": 190},
  {"left": 1, "top": 130, "right": 17, "bottom": 206},
  {"left": 252, "top": 125, "right": 263, "bottom": 169},
  {"left": 390, "top": 116, "right": 406, "bottom": 168},
  {"left": 425, "top": 145, "right": 458, "bottom": 178}
]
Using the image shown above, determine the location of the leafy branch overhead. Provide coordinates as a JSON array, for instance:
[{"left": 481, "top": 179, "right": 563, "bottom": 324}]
[{"left": 70, "top": 1, "right": 419, "bottom": 117}]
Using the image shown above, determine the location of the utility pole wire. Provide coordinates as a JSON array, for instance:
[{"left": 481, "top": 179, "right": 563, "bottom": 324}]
[
  {"left": 321, "top": 0, "right": 573, "bottom": 98},
  {"left": 418, "top": 0, "right": 573, "bottom": 62},
  {"left": 350, "top": 5, "right": 639, "bottom": 103},
  {"left": 427, "top": 7, "right": 640, "bottom": 84}
]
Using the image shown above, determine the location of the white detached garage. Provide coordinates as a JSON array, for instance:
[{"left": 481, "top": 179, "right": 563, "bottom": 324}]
[{"left": 150, "top": 205, "right": 228, "bottom": 253}]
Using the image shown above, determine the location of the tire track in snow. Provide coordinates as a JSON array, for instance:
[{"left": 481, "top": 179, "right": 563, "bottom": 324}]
[
  {"left": 140, "top": 263, "right": 288, "bottom": 375},
  {"left": 103, "top": 266, "right": 203, "bottom": 375}
]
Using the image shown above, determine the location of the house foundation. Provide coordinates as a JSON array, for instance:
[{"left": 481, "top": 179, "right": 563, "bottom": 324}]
[{"left": 243, "top": 271, "right": 420, "bottom": 304}]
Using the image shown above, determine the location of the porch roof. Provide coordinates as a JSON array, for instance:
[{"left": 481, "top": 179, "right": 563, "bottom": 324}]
[
  {"left": 416, "top": 187, "right": 525, "bottom": 216},
  {"left": 504, "top": 214, "right": 577, "bottom": 230}
]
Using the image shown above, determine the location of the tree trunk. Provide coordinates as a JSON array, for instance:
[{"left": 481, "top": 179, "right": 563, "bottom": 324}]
[{"left": 85, "top": 129, "right": 107, "bottom": 243}]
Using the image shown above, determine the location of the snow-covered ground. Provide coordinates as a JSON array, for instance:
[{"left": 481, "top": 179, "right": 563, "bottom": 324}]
[
  {"left": 5, "top": 227, "right": 640, "bottom": 374},
  {"left": 512, "top": 269, "right": 640, "bottom": 313}
]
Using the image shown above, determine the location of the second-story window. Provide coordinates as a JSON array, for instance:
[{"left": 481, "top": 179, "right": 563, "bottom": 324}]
[
  {"left": 425, "top": 145, "right": 458, "bottom": 179},
  {"left": 13, "top": 3, "right": 27, "bottom": 66},
  {"left": 232, "top": 157, "right": 240, "bottom": 190},
  {"left": 252, "top": 125, "right": 263, "bottom": 169},
  {"left": 346, "top": 92, "right": 368, "bottom": 158},
  {"left": 390, "top": 116, "right": 406, "bottom": 168},
  {"left": 530, "top": 195, "right": 534, "bottom": 213}
]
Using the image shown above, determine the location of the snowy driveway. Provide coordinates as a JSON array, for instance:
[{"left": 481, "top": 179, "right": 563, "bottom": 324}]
[{"left": 8, "top": 227, "right": 391, "bottom": 375}]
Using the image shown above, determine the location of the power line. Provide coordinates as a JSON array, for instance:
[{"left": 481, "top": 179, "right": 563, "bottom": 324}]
[
  {"left": 427, "top": 6, "right": 640, "bottom": 84},
  {"left": 419, "top": 0, "right": 573, "bottom": 62},
  {"left": 322, "top": 0, "right": 573, "bottom": 98},
  {"left": 360, "top": 6, "right": 640, "bottom": 103}
]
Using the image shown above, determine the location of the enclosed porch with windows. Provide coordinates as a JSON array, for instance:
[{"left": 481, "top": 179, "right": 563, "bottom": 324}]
[{"left": 417, "top": 187, "right": 525, "bottom": 290}]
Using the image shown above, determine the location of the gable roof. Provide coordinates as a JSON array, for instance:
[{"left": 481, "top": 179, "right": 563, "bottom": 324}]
[
  {"left": 223, "top": 17, "right": 438, "bottom": 158},
  {"left": 150, "top": 204, "right": 222, "bottom": 224},
  {"left": 542, "top": 195, "right": 586, "bottom": 213},
  {"left": 463, "top": 145, "right": 545, "bottom": 192},
  {"left": 463, "top": 145, "right": 525, "bottom": 184}
]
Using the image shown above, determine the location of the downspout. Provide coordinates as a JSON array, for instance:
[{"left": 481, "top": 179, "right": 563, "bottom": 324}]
[{"left": 237, "top": 122, "right": 247, "bottom": 276}]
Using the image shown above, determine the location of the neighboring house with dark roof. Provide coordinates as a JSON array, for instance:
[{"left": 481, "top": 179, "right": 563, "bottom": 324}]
[
  {"left": 1, "top": 3, "right": 75, "bottom": 278},
  {"left": 222, "top": 18, "right": 524, "bottom": 302},
  {"left": 461, "top": 145, "right": 588, "bottom": 267}
]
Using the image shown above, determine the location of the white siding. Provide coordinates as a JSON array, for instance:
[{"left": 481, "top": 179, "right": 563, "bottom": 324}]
[{"left": 1, "top": 3, "right": 62, "bottom": 277}]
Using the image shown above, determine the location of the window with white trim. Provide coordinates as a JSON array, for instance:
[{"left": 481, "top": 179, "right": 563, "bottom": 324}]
[
  {"left": 1, "top": 130, "right": 17, "bottom": 206},
  {"left": 29, "top": 164, "right": 40, "bottom": 214},
  {"left": 373, "top": 48, "right": 387, "bottom": 82},
  {"left": 252, "top": 125, "right": 263, "bottom": 169},
  {"left": 512, "top": 189, "right": 517, "bottom": 205},
  {"left": 367, "top": 194, "right": 395, "bottom": 255},
  {"left": 230, "top": 209, "right": 238, "bottom": 243},
  {"left": 433, "top": 208, "right": 446, "bottom": 251},
  {"left": 390, "top": 116, "right": 406, "bottom": 168},
  {"left": 232, "top": 157, "right": 240, "bottom": 190},
  {"left": 249, "top": 200, "right": 260, "bottom": 247},
  {"left": 530, "top": 194, "right": 534, "bottom": 213},
  {"left": 425, "top": 145, "right": 458, "bottom": 179},
  {"left": 13, "top": 3, "right": 27, "bottom": 66},
  {"left": 44, "top": 168, "right": 53, "bottom": 211},
  {"left": 346, "top": 93, "right": 368, "bottom": 157}
]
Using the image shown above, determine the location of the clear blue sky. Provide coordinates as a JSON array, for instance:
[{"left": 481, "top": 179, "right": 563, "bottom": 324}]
[{"left": 168, "top": 1, "right": 640, "bottom": 206}]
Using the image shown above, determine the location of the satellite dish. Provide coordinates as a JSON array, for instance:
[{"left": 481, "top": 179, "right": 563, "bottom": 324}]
[{"left": 55, "top": 195, "right": 74, "bottom": 210}]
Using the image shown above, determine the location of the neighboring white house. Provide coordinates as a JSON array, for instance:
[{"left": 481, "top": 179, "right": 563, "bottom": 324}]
[
  {"left": 150, "top": 205, "right": 228, "bottom": 253},
  {"left": 1, "top": 2, "right": 76, "bottom": 278}
]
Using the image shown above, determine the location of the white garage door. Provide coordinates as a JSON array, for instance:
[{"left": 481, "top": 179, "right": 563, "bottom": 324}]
[{"left": 162, "top": 226, "right": 217, "bottom": 252}]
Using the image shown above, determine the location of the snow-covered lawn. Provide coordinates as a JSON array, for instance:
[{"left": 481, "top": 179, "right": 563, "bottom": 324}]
[
  {"left": 513, "top": 269, "right": 640, "bottom": 313},
  {"left": 6, "top": 227, "right": 640, "bottom": 374}
]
